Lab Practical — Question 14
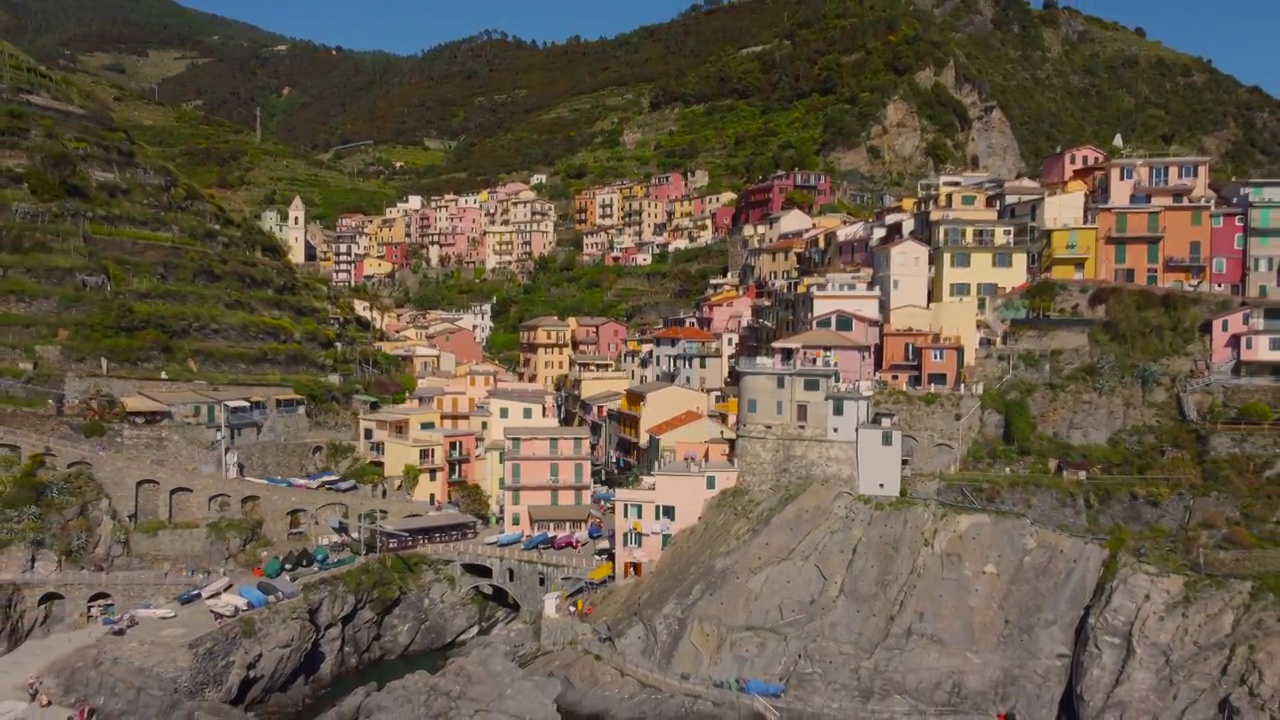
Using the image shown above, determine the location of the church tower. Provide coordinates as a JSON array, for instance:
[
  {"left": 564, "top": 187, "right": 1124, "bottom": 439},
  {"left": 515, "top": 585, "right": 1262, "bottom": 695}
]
[{"left": 285, "top": 195, "right": 307, "bottom": 264}]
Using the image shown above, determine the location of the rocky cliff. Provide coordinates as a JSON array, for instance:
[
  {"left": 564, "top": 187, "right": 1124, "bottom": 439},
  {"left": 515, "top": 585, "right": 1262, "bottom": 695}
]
[
  {"left": 592, "top": 481, "right": 1280, "bottom": 718},
  {"left": 42, "top": 562, "right": 481, "bottom": 717}
]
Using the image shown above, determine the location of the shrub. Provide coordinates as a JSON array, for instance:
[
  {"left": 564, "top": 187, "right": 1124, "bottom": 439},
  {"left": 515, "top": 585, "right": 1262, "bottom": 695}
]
[
  {"left": 1237, "top": 401, "right": 1273, "bottom": 423},
  {"left": 82, "top": 419, "right": 106, "bottom": 439}
]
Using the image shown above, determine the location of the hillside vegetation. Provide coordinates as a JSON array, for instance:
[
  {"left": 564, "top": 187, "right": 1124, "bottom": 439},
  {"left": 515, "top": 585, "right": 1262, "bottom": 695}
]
[
  {"left": 0, "top": 43, "right": 369, "bottom": 378},
  {"left": 8, "top": 0, "right": 1279, "bottom": 190}
]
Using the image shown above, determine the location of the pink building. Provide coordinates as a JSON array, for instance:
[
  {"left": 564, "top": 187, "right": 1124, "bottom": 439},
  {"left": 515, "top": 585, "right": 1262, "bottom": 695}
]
[
  {"left": 502, "top": 427, "right": 592, "bottom": 533},
  {"left": 647, "top": 171, "right": 686, "bottom": 203},
  {"left": 1208, "top": 306, "right": 1250, "bottom": 367},
  {"left": 1096, "top": 156, "right": 1212, "bottom": 206},
  {"left": 581, "top": 228, "right": 609, "bottom": 263},
  {"left": 430, "top": 206, "right": 483, "bottom": 267},
  {"left": 573, "top": 317, "right": 628, "bottom": 357},
  {"left": 428, "top": 325, "right": 484, "bottom": 365},
  {"left": 383, "top": 242, "right": 410, "bottom": 268},
  {"left": 810, "top": 309, "right": 880, "bottom": 348},
  {"left": 733, "top": 170, "right": 833, "bottom": 227},
  {"left": 712, "top": 206, "right": 734, "bottom": 235},
  {"left": 769, "top": 327, "right": 877, "bottom": 382},
  {"left": 698, "top": 294, "right": 753, "bottom": 334},
  {"left": 614, "top": 447, "right": 739, "bottom": 580},
  {"left": 1040, "top": 145, "right": 1109, "bottom": 187},
  {"left": 1210, "top": 208, "right": 1247, "bottom": 296}
]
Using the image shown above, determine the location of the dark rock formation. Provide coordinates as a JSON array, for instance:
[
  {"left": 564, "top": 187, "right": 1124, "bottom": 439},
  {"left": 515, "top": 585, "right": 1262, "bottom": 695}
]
[{"left": 41, "top": 564, "right": 480, "bottom": 716}]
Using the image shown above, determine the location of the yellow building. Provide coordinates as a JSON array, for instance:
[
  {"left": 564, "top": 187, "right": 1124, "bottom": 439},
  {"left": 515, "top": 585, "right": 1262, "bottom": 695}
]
[
  {"left": 368, "top": 215, "right": 408, "bottom": 257},
  {"left": 615, "top": 382, "right": 709, "bottom": 469},
  {"left": 921, "top": 187, "right": 998, "bottom": 224},
  {"left": 358, "top": 407, "right": 446, "bottom": 488},
  {"left": 930, "top": 219, "right": 1028, "bottom": 314},
  {"left": 1042, "top": 225, "right": 1098, "bottom": 281},
  {"left": 518, "top": 316, "right": 572, "bottom": 390}
]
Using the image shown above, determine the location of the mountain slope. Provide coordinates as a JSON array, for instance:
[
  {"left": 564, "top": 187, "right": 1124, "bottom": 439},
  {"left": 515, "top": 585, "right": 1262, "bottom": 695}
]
[
  {"left": 0, "top": 43, "right": 365, "bottom": 379},
  {"left": 8, "top": 0, "right": 1280, "bottom": 187}
]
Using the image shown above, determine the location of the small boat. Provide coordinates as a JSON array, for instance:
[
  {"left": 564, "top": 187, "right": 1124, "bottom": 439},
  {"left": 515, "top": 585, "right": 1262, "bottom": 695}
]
[
  {"left": 236, "top": 585, "right": 270, "bottom": 609},
  {"left": 553, "top": 533, "right": 578, "bottom": 550},
  {"left": 312, "top": 545, "right": 331, "bottom": 564},
  {"left": 282, "top": 551, "right": 299, "bottom": 571},
  {"left": 537, "top": 535, "right": 555, "bottom": 550},
  {"left": 134, "top": 608, "right": 176, "bottom": 619},
  {"left": 521, "top": 532, "right": 550, "bottom": 551},
  {"left": 327, "top": 480, "right": 358, "bottom": 492},
  {"left": 587, "top": 524, "right": 603, "bottom": 540},
  {"left": 495, "top": 531, "right": 523, "bottom": 548},
  {"left": 257, "top": 581, "right": 284, "bottom": 602},
  {"left": 483, "top": 534, "right": 499, "bottom": 545},
  {"left": 319, "top": 555, "right": 357, "bottom": 571},
  {"left": 297, "top": 548, "right": 315, "bottom": 568},
  {"left": 204, "top": 597, "right": 239, "bottom": 618},
  {"left": 200, "top": 577, "right": 232, "bottom": 598},
  {"left": 574, "top": 530, "right": 590, "bottom": 545},
  {"left": 263, "top": 556, "right": 283, "bottom": 579},
  {"left": 221, "top": 592, "right": 250, "bottom": 611},
  {"left": 174, "top": 588, "right": 202, "bottom": 606}
]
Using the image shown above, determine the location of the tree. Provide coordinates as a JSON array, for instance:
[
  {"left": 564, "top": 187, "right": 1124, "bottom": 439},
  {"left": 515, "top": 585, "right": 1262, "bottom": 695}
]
[
  {"left": 1237, "top": 401, "right": 1273, "bottom": 424},
  {"left": 401, "top": 463, "right": 420, "bottom": 499},
  {"left": 782, "top": 190, "right": 815, "bottom": 211},
  {"left": 451, "top": 484, "right": 491, "bottom": 519}
]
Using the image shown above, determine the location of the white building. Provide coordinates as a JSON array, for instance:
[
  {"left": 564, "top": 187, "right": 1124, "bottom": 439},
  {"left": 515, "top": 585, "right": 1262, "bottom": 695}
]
[
  {"left": 438, "top": 299, "right": 495, "bottom": 346},
  {"left": 258, "top": 195, "right": 309, "bottom": 265}
]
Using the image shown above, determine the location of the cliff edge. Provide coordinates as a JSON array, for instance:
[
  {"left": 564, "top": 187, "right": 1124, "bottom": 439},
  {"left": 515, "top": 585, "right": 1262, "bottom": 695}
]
[{"left": 595, "top": 481, "right": 1279, "bottom": 717}]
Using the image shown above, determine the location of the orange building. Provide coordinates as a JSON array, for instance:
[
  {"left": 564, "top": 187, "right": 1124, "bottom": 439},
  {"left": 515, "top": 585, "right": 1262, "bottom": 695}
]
[{"left": 880, "top": 328, "right": 964, "bottom": 390}]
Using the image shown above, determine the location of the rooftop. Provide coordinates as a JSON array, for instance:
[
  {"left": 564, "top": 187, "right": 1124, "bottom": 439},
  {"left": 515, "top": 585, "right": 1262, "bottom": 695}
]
[
  {"left": 581, "top": 390, "right": 624, "bottom": 405},
  {"left": 527, "top": 505, "right": 594, "bottom": 523},
  {"left": 773, "top": 328, "right": 871, "bottom": 349},
  {"left": 519, "top": 316, "right": 570, "bottom": 329},
  {"left": 645, "top": 410, "right": 705, "bottom": 437},
  {"left": 654, "top": 326, "right": 716, "bottom": 341},
  {"left": 573, "top": 316, "right": 617, "bottom": 327},
  {"left": 381, "top": 513, "right": 478, "bottom": 533},
  {"left": 628, "top": 381, "right": 675, "bottom": 395}
]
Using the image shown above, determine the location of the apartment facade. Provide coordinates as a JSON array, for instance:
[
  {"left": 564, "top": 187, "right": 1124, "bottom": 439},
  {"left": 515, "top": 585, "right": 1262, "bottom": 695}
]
[
  {"left": 871, "top": 238, "right": 930, "bottom": 317},
  {"left": 733, "top": 171, "right": 833, "bottom": 226},
  {"left": 1243, "top": 181, "right": 1280, "bottom": 298},
  {"left": 1210, "top": 208, "right": 1246, "bottom": 295},
  {"left": 501, "top": 426, "right": 592, "bottom": 532},
  {"left": 518, "top": 316, "right": 572, "bottom": 390},
  {"left": 930, "top": 219, "right": 1028, "bottom": 313},
  {"left": 614, "top": 383, "right": 710, "bottom": 470},
  {"left": 1042, "top": 226, "right": 1097, "bottom": 281}
]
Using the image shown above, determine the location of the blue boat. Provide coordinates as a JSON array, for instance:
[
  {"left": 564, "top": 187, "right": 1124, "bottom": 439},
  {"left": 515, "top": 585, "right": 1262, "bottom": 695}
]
[
  {"left": 521, "top": 532, "right": 549, "bottom": 551},
  {"left": 235, "top": 585, "right": 270, "bottom": 609},
  {"left": 494, "top": 531, "right": 523, "bottom": 547},
  {"left": 587, "top": 525, "right": 603, "bottom": 539},
  {"left": 173, "top": 588, "right": 202, "bottom": 606}
]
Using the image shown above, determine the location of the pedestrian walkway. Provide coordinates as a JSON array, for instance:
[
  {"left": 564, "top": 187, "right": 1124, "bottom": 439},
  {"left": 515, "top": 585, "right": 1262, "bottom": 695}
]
[{"left": 0, "top": 623, "right": 104, "bottom": 717}]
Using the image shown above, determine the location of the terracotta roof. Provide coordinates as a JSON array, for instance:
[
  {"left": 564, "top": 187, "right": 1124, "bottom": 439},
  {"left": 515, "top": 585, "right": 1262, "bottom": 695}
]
[
  {"left": 763, "top": 238, "right": 807, "bottom": 252},
  {"left": 573, "top": 316, "right": 617, "bottom": 327},
  {"left": 654, "top": 326, "right": 716, "bottom": 341},
  {"left": 646, "top": 410, "right": 705, "bottom": 437},
  {"left": 772, "top": 328, "right": 871, "bottom": 349},
  {"left": 519, "top": 316, "right": 570, "bottom": 329}
]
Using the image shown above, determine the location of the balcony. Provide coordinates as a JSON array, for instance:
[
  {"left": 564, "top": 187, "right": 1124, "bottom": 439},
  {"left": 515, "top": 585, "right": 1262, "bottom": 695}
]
[
  {"left": 1249, "top": 317, "right": 1280, "bottom": 333},
  {"left": 1165, "top": 255, "right": 1208, "bottom": 268},
  {"left": 1045, "top": 245, "right": 1090, "bottom": 262},
  {"left": 447, "top": 475, "right": 469, "bottom": 483},
  {"left": 677, "top": 341, "right": 722, "bottom": 356},
  {"left": 1104, "top": 227, "right": 1165, "bottom": 241},
  {"left": 1134, "top": 178, "right": 1198, "bottom": 194},
  {"left": 737, "top": 355, "right": 839, "bottom": 372},
  {"left": 447, "top": 448, "right": 470, "bottom": 461}
]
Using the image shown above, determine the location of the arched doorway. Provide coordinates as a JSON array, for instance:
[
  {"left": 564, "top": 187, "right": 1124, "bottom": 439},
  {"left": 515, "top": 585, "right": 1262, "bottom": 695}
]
[
  {"left": 134, "top": 479, "right": 162, "bottom": 525},
  {"left": 168, "top": 486, "right": 196, "bottom": 523},
  {"left": 285, "top": 508, "right": 309, "bottom": 536},
  {"left": 36, "top": 591, "right": 66, "bottom": 623},
  {"left": 66, "top": 460, "right": 93, "bottom": 473},
  {"left": 208, "top": 493, "right": 233, "bottom": 516},
  {"left": 240, "top": 495, "right": 262, "bottom": 519},
  {"left": 85, "top": 591, "right": 115, "bottom": 621}
]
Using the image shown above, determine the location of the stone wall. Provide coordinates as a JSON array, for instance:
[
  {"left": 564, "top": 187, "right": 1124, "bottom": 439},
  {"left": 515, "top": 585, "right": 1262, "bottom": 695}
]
[
  {"left": 1204, "top": 429, "right": 1280, "bottom": 456},
  {"left": 735, "top": 423, "right": 857, "bottom": 489}
]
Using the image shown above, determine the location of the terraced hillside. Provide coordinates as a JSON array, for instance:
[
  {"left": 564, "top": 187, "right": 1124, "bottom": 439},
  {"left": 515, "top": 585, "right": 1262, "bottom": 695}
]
[
  {"left": 7, "top": 0, "right": 1279, "bottom": 190},
  {"left": 0, "top": 45, "right": 365, "bottom": 380}
]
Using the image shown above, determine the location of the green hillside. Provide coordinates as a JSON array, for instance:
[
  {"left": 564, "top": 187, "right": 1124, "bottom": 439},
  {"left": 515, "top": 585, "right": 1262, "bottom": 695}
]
[
  {"left": 6, "top": 0, "right": 1278, "bottom": 190},
  {"left": 0, "top": 43, "right": 370, "bottom": 379}
]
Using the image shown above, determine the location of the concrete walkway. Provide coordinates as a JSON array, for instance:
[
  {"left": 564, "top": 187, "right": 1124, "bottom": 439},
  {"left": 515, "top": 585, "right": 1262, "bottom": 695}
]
[{"left": 0, "top": 623, "right": 105, "bottom": 717}]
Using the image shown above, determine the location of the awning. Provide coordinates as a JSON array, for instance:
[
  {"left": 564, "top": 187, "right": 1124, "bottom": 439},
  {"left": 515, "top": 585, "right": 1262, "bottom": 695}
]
[
  {"left": 273, "top": 393, "right": 304, "bottom": 401},
  {"left": 222, "top": 400, "right": 251, "bottom": 409},
  {"left": 120, "top": 395, "right": 169, "bottom": 413}
]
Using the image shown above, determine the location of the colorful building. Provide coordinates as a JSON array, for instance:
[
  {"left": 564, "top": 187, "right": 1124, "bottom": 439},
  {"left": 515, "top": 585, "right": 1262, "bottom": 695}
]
[
  {"left": 518, "top": 316, "right": 572, "bottom": 390},
  {"left": 1210, "top": 208, "right": 1246, "bottom": 296},
  {"left": 879, "top": 328, "right": 965, "bottom": 390},
  {"left": 733, "top": 170, "right": 833, "bottom": 226},
  {"left": 614, "top": 382, "right": 710, "bottom": 470},
  {"left": 1042, "top": 226, "right": 1098, "bottom": 281},
  {"left": 1242, "top": 180, "right": 1280, "bottom": 298},
  {"left": 929, "top": 218, "right": 1028, "bottom": 314},
  {"left": 1039, "top": 145, "right": 1109, "bottom": 188},
  {"left": 501, "top": 426, "right": 592, "bottom": 532}
]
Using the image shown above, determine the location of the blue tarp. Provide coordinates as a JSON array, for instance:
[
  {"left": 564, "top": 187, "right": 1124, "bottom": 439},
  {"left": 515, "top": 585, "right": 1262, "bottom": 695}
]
[
  {"left": 235, "top": 585, "right": 270, "bottom": 609},
  {"left": 263, "top": 477, "right": 293, "bottom": 487},
  {"left": 591, "top": 491, "right": 615, "bottom": 502},
  {"left": 741, "top": 680, "right": 785, "bottom": 698}
]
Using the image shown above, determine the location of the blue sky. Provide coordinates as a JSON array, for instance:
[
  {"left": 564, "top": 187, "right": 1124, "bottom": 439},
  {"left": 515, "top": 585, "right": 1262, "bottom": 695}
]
[{"left": 182, "top": 0, "right": 1276, "bottom": 96}]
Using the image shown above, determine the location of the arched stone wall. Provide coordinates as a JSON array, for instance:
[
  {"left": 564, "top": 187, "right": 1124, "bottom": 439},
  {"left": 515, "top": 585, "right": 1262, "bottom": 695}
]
[
  {"left": 313, "top": 502, "right": 349, "bottom": 530},
  {"left": 168, "top": 487, "right": 196, "bottom": 523},
  {"left": 134, "top": 479, "right": 162, "bottom": 524},
  {"left": 209, "top": 493, "right": 233, "bottom": 516},
  {"left": 66, "top": 460, "right": 93, "bottom": 473},
  {"left": 285, "top": 508, "right": 309, "bottom": 534},
  {"left": 241, "top": 495, "right": 262, "bottom": 518}
]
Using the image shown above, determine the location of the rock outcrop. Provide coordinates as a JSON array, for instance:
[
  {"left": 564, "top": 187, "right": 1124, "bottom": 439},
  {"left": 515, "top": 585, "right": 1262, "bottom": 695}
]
[
  {"left": 596, "top": 483, "right": 1108, "bottom": 717},
  {"left": 1074, "top": 561, "right": 1280, "bottom": 718},
  {"left": 318, "top": 641, "right": 561, "bottom": 720},
  {"left": 42, "top": 564, "right": 481, "bottom": 715}
]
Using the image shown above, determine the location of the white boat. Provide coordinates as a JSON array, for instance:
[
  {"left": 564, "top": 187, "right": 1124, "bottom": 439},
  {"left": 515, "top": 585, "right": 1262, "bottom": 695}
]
[
  {"left": 221, "top": 592, "right": 251, "bottom": 611},
  {"left": 574, "top": 530, "right": 590, "bottom": 545},
  {"left": 134, "top": 608, "right": 176, "bottom": 619},
  {"left": 200, "top": 577, "right": 232, "bottom": 598},
  {"left": 483, "top": 534, "right": 499, "bottom": 545},
  {"left": 204, "top": 597, "right": 240, "bottom": 618}
]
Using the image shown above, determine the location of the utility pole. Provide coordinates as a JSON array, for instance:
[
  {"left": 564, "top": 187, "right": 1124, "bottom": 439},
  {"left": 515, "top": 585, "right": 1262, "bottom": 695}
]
[
  {"left": 219, "top": 402, "right": 227, "bottom": 480},
  {"left": 255, "top": 106, "right": 262, "bottom": 144}
]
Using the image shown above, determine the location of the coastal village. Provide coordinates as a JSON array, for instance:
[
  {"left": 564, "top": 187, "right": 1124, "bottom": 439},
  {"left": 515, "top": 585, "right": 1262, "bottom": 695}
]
[{"left": 229, "top": 145, "right": 1280, "bottom": 583}]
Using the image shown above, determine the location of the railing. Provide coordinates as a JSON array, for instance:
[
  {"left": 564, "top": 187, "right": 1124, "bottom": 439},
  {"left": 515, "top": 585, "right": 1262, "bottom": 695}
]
[
  {"left": 1164, "top": 255, "right": 1207, "bottom": 267},
  {"left": 1248, "top": 318, "right": 1280, "bottom": 333},
  {"left": 1046, "top": 245, "right": 1090, "bottom": 260},
  {"left": 736, "top": 355, "right": 839, "bottom": 371},
  {"left": 1104, "top": 226, "right": 1166, "bottom": 240}
]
